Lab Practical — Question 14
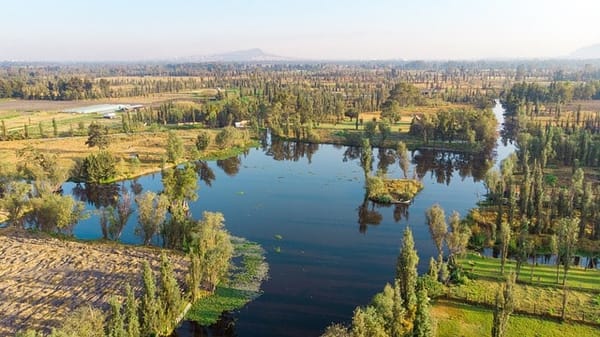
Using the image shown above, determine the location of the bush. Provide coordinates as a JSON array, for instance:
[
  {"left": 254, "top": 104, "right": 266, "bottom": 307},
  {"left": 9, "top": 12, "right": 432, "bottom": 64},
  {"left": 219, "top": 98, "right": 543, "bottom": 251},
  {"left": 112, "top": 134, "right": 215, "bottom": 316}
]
[
  {"left": 196, "top": 131, "right": 211, "bottom": 150},
  {"left": 80, "top": 151, "right": 117, "bottom": 183}
]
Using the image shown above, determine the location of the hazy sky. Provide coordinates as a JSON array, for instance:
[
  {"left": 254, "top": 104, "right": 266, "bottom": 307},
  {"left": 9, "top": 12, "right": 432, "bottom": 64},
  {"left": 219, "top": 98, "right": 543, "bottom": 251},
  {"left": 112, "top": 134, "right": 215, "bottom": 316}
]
[{"left": 2, "top": 0, "right": 600, "bottom": 61}]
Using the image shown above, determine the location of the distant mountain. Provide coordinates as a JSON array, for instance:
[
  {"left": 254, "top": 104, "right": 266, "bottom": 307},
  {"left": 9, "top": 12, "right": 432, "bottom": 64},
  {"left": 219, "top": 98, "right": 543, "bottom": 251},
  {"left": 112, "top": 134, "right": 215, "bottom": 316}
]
[
  {"left": 179, "top": 48, "right": 292, "bottom": 62},
  {"left": 570, "top": 44, "right": 600, "bottom": 59}
]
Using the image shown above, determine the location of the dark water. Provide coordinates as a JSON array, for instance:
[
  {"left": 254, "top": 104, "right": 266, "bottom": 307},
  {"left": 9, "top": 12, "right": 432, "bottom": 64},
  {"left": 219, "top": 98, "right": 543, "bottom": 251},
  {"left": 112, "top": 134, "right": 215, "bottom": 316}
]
[{"left": 64, "top": 101, "right": 512, "bottom": 337}]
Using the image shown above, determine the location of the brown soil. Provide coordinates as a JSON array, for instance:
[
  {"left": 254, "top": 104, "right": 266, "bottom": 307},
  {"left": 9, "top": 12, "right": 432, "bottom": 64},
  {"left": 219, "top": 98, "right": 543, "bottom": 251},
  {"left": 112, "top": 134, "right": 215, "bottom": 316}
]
[{"left": 0, "top": 228, "right": 188, "bottom": 336}]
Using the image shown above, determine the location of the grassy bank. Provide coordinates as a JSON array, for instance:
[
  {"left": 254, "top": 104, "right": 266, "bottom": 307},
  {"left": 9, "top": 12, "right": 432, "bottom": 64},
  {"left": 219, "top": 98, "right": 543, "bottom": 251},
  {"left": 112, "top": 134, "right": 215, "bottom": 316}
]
[
  {"left": 433, "top": 299, "right": 599, "bottom": 337},
  {"left": 185, "top": 238, "right": 268, "bottom": 325},
  {"left": 448, "top": 253, "right": 600, "bottom": 324},
  {"left": 0, "top": 128, "right": 256, "bottom": 183}
]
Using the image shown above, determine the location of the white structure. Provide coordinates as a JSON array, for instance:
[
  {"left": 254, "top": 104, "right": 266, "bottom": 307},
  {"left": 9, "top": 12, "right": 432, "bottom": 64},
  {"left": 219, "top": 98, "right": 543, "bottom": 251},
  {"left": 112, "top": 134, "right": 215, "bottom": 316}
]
[{"left": 63, "top": 104, "right": 143, "bottom": 114}]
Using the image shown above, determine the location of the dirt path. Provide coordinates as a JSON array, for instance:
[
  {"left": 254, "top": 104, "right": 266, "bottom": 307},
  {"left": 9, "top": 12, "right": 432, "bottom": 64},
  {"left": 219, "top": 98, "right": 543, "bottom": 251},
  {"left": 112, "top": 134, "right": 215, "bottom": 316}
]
[{"left": 0, "top": 228, "right": 188, "bottom": 336}]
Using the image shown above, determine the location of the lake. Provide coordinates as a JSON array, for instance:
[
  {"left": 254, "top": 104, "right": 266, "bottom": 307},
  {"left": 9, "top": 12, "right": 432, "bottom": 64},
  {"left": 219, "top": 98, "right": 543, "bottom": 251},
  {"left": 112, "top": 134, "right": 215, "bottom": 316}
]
[{"left": 64, "top": 101, "right": 512, "bottom": 337}]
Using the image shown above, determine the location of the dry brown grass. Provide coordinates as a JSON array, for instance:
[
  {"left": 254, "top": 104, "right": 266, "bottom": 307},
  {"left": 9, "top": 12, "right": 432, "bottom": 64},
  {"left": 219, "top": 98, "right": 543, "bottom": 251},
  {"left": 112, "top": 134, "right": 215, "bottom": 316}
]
[
  {"left": 0, "top": 128, "right": 228, "bottom": 181},
  {"left": 0, "top": 228, "right": 188, "bottom": 336}
]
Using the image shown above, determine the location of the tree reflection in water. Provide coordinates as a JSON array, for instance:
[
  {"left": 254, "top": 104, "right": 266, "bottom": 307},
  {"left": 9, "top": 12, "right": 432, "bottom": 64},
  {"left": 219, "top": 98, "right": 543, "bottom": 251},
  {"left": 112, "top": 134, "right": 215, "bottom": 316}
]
[
  {"left": 71, "top": 182, "right": 120, "bottom": 209},
  {"left": 171, "top": 312, "right": 236, "bottom": 337},
  {"left": 217, "top": 157, "right": 242, "bottom": 177},
  {"left": 196, "top": 160, "right": 216, "bottom": 186},
  {"left": 266, "top": 139, "right": 319, "bottom": 163},
  {"left": 412, "top": 148, "right": 493, "bottom": 184}
]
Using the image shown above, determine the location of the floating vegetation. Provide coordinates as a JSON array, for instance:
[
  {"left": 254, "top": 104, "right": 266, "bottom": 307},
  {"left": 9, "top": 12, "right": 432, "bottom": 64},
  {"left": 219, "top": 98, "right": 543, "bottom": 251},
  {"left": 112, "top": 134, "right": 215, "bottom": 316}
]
[{"left": 274, "top": 234, "right": 283, "bottom": 240}]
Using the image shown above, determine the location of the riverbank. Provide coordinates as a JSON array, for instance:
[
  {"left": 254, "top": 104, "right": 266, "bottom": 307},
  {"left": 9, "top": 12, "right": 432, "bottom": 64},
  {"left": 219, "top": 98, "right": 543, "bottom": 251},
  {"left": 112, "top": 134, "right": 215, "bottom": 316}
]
[
  {"left": 0, "top": 227, "right": 188, "bottom": 336},
  {"left": 0, "top": 128, "right": 257, "bottom": 184},
  {"left": 185, "top": 237, "right": 268, "bottom": 325}
]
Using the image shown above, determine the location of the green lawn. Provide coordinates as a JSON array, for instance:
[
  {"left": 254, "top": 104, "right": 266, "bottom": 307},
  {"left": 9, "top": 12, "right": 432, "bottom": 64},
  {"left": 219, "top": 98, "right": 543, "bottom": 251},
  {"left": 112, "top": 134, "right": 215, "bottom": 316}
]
[
  {"left": 449, "top": 253, "right": 600, "bottom": 324},
  {"left": 457, "top": 253, "right": 600, "bottom": 291},
  {"left": 433, "top": 300, "right": 600, "bottom": 337}
]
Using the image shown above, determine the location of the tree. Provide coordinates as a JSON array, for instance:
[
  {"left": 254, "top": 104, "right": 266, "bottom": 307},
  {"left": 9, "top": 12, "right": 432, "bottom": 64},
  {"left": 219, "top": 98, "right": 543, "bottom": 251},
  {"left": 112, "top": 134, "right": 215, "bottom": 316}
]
[
  {"left": 364, "top": 121, "right": 377, "bottom": 142},
  {"left": 499, "top": 222, "right": 512, "bottom": 274},
  {"left": 396, "top": 227, "right": 419, "bottom": 317},
  {"left": 188, "top": 212, "right": 234, "bottom": 292},
  {"left": 107, "top": 297, "right": 126, "bottom": 337},
  {"left": 492, "top": 274, "right": 516, "bottom": 337},
  {"left": 557, "top": 217, "right": 579, "bottom": 285},
  {"left": 135, "top": 191, "right": 169, "bottom": 245},
  {"left": 52, "top": 118, "right": 58, "bottom": 137},
  {"left": 0, "top": 181, "right": 31, "bottom": 228},
  {"left": 48, "top": 306, "right": 105, "bottom": 337},
  {"left": 425, "top": 204, "right": 447, "bottom": 260},
  {"left": 360, "top": 138, "right": 373, "bottom": 178},
  {"left": 166, "top": 130, "right": 184, "bottom": 164},
  {"left": 321, "top": 324, "right": 351, "bottom": 337},
  {"left": 140, "top": 261, "right": 160, "bottom": 337},
  {"left": 86, "top": 122, "right": 110, "bottom": 149},
  {"left": 445, "top": 211, "right": 471, "bottom": 265},
  {"left": 27, "top": 193, "right": 86, "bottom": 233},
  {"left": 195, "top": 131, "right": 211, "bottom": 151},
  {"left": 124, "top": 284, "right": 140, "bottom": 337},
  {"left": 79, "top": 151, "right": 117, "bottom": 183},
  {"left": 381, "top": 100, "right": 401, "bottom": 123},
  {"left": 413, "top": 288, "right": 433, "bottom": 337},
  {"left": 158, "top": 253, "right": 183, "bottom": 335},
  {"left": 187, "top": 249, "right": 203, "bottom": 302},
  {"left": 378, "top": 121, "right": 391, "bottom": 146}
]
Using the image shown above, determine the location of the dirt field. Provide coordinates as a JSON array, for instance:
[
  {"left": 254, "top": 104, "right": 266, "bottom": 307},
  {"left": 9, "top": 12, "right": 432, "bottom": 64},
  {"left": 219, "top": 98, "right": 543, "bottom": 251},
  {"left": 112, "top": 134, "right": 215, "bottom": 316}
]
[{"left": 0, "top": 228, "right": 188, "bottom": 336}]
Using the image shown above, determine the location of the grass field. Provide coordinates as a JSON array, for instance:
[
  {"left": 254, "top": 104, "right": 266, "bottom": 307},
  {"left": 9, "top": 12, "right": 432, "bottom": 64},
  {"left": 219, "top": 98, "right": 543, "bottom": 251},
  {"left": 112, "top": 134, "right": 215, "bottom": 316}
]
[
  {"left": 433, "top": 300, "right": 600, "bottom": 337},
  {"left": 450, "top": 253, "right": 600, "bottom": 324}
]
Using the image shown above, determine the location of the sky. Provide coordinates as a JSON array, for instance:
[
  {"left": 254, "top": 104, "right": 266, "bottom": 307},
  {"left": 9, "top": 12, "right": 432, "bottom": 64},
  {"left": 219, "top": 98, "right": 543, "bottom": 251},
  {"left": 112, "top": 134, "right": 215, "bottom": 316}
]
[{"left": 2, "top": 0, "right": 600, "bottom": 61}]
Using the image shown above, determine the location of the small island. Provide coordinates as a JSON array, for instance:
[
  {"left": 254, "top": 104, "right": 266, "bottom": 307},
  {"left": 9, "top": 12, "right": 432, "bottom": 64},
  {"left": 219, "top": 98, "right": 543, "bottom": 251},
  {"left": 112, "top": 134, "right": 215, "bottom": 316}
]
[{"left": 367, "top": 176, "right": 424, "bottom": 204}]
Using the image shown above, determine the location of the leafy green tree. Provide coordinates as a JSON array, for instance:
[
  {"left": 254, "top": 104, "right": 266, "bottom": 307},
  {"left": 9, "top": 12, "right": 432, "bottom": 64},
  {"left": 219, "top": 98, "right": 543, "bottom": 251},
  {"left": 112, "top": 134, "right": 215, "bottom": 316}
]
[
  {"left": 107, "top": 297, "right": 126, "bottom": 337},
  {"left": 195, "top": 131, "right": 211, "bottom": 151},
  {"left": 135, "top": 191, "right": 169, "bottom": 245},
  {"left": 492, "top": 274, "right": 516, "bottom": 337},
  {"left": 413, "top": 288, "right": 433, "bottom": 337},
  {"left": 80, "top": 151, "right": 117, "bottom": 183},
  {"left": 321, "top": 324, "right": 351, "bottom": 337},
  {"left": 352, "top": 306, "right": 387, "bottom": 337},
  {"left": 396, "top": 227, "right": 419, "bottom": 317},
  {"left": 27, "top": 193, "right": 86, "bottom": 233},
  {"left": 158, "top": 253, "right": 184, "bottom": 335},
  {"left": 166, "top": 130, "right": 184, "bottom": 164},
  {"left": 52, "top": 118, "right": 58, "bottom": 137},
  {"left": 188, "top": 212, "right": 234, "bottom": 292},
  {"left": 499, "top": 222, "right": 511, "bottom": 274},
  {"left": 360, "top": 138, "right": 372, "bottom": 178},
  {"left": 378, "top": 121, "right": 391, "bottom": 146},
  {"left": 124, "top": 284, "right": 140, "bottom": 337},
  {"left": 381, "top": 100, "right": 401, "bottom": 123},
  {"left": 86, "top": 122, "right": 110, "bottom": 149},
  {"left": 445, "top": 211, "right": 471, "bottom": 264},
  {"left": 363, "top": 121, "right": 377, "bottom": 142},
  {"left": 48, "top": 306, "right": 105, "bottom": 337},
  {"left": 140, "top": 262, "right": 160, "bottom": 337},
  {"left": 187, "top": 249, "right": 203, "bottom": 302},
  {"left": 557, "top": 217, "right": 579, "bottom": 285},
  {"left": 0, "top": 181, "right": 31, "bottom": 228}
]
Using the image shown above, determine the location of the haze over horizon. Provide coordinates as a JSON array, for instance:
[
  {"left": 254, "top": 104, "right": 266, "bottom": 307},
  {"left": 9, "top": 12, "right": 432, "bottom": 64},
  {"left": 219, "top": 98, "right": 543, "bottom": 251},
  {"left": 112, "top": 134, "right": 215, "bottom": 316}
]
[{"left": 3, "top": 0, "right": 600, "bottom": 62}]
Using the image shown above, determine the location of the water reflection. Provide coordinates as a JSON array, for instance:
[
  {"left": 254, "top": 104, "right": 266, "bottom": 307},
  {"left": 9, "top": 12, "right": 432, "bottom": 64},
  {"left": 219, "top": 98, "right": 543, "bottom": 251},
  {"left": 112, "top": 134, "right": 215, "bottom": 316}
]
[
  {"left": 173, "top": 313, "right": 236, "bottom": 337},
  {"left": 357, "top": 194, "right": 383, "bottom": 234},
  {"left": 412, "top": 149, "right": 493, "bottom": 184},
  {"left": 216, "top": 156, "right": 241, "bottom": 177},
  {"left": 266, "top": 139, "right": 319, "bottom": 162},
  {"left": 195, "top": 161, "right": 216, "bottom": 187},
  {"left": 72, "top": 183, "right": 120, "bottom": 208}
]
